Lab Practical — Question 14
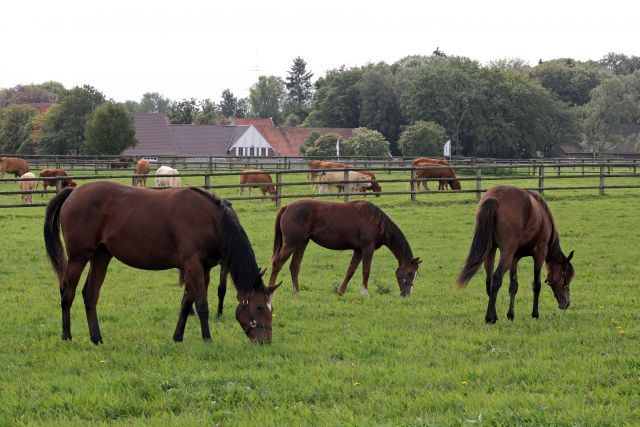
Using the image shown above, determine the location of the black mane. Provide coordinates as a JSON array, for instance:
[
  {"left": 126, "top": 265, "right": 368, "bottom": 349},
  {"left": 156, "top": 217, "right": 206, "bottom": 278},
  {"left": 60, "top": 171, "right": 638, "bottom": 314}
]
[
  {"left": 355, "top": 201, "right": 413, "bottom": 261},
  {"left": 529, "top": 191, "right": 563, "bottom": 262},
  {"left": 190, "top": 188, "right": 263, "bottom": 292}
]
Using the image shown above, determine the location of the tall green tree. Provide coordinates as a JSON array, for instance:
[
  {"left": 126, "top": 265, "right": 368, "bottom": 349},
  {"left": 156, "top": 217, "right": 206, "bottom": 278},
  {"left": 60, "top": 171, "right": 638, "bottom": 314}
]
[
  {"left": 0, "top": 105, "right": 38, "bottom": 153},
  {"left": 219, "top": 89, "right": 239, "bottom": 118},
  {"left": 40, "top": 85, "right": 105, "bottom": 154},
  {"left": 284, "top": 57, "right": 313, "bottom": 124},
  {"left": 194, "top": 99, "right": 217, "bottom": 125},
  {"left": 358, "top": 69, "right": 402, "bottom": 148},
  {"left": 300, "top": 132, "right": 343, "bottom": 157},
  {"left": 397, "top": 121, "right": 448, "bottom": 156},
  {"left": 529, "top": 59, "right": 604, "bottom": 106},
  {"left": 248, "top": 76, "right": 286, "bottom": 124},
  {"left": 167, "top": 98, "right": 198, "bottom": 124},
  {"left": 305, "top": 67, "right": 362, "bottom": 128},
  {"left": 600, "top": 52, "right": 640, "bottom": 76},
  {"left": 346, "top": 128, "right": 390, "bottom": 157},
  {"left": 139, "top": 92, "right": 171, "bottom": 114},
  {"left": 84, "top": 102, "right": 136, "bottom": 155}
]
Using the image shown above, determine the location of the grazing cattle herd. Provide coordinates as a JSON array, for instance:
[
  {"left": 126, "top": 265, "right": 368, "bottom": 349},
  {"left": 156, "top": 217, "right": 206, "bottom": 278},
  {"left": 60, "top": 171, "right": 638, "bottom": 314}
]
[{"left": 1, "top": 155, "right": 575, "bottom": 343}]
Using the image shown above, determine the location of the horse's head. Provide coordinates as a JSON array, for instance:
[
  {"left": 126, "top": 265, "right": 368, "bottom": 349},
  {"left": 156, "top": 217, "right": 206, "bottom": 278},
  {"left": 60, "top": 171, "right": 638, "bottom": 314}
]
[
  {"left": 449, "top": 179, "right": 461, "bottom": 190},
  {"left": 545, "top": 250, "right": 574, "bottom": 310},
  {"left": 395, "top": 257, "right": 422, "bottom": 296},
  {"left": 236, "top": 268, "right": 280, "bottom": 343},
  {"left": 370, "top": 180, "right": 382, "bottom": 197}
]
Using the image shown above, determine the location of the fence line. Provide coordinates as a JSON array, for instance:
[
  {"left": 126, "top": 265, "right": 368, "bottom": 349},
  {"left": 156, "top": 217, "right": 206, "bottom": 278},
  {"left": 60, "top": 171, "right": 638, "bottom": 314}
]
[{"left": 1, "top": 161, "right": 639, "bottom": 208}]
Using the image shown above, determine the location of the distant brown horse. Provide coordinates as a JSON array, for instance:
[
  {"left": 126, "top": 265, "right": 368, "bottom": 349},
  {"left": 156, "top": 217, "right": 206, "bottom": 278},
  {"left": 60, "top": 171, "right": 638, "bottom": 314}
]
[
  {"left": 411, "top": 157, "right": 449, "bottom": 166},
  {"left": 239, "top": 169, "right": 277, "bottom": 200},
  {"left": 414, "top": 159, "right": 461, "bottom": 191},
  {"left": 44, "top": 182, "right": 279, "bottom": 344},
  {"left": 269, "top": 200, "right": 422, "bottom": 296},
  {"left": 456, "top": 185, "right": 575, "bottom": 323},
  {"left": 134, "top": 159, "right": 150, "bottom": 187},
  {"left": 0, "top": 157, "right": 30, "bottom": 178},
  {"left": 37, "top": 169, "right": 77, "bottom": 195}
]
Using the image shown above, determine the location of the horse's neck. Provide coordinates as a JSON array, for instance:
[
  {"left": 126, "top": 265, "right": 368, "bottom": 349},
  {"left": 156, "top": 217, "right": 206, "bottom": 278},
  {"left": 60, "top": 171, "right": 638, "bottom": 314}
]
[{"left": 384, "top": 233, "right": 413, "bottom": 265}]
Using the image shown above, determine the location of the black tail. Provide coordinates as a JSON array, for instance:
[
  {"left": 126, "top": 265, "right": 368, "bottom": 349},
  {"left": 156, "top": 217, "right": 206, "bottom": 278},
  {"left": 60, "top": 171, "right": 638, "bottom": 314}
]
[
  {"left": 272, "top": 205, "right": 288, "bottom": 259},
  {"left": 44, "top": 187, "right": 74, "bottom": 287},
  {"left": 456, "top": 198, "right": 498, "bottom": 288}
]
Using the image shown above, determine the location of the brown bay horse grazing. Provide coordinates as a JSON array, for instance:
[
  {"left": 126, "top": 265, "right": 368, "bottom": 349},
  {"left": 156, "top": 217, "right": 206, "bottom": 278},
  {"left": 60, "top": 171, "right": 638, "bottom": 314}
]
[
  {"left": 269, "top": 200, "right": 422, "bottom": 296},
  {"left": 37, "top": 169, "right": 77, "bottom": 195},
  {"left": 0, "top": 157, "right": 30, "bottom": 178},
  {"left": 414, "top": 159, "right": 461, "bottom": 191},
  {"left": 456, "top": 185, "right": 574, "bottom": 323},
  {"left": 239, "top": 169, "right": 277, "bottom": 200},
  {"left": 134, "top": 159, "right": 150, "bottom": 187},
  {"left": 44, "top": 181, "right": 279, "bottom": 344}
]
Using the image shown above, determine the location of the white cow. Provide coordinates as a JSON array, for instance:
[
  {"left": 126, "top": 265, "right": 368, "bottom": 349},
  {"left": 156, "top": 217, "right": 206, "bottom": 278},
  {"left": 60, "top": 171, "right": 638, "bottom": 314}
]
[
  {"left": 317, "top": 170, "right": 373, "bottom": 194},
  {"left": 155, "top": 166, "right": 182, "bottom": 187},
  {"left": 19, "top": 172, "right": 37, "bottom": 204}
]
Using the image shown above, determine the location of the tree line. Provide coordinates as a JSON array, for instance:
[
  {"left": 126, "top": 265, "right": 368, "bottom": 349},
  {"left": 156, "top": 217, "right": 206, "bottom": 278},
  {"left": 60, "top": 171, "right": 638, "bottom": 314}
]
[{"left": 1, "top": 52, "right": 639, "bottom": 157}]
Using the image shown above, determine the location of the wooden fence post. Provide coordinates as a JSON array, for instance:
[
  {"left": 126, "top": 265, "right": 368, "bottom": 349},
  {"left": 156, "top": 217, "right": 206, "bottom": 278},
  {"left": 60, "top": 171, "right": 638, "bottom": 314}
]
[
  {"left": 410, "top": 168, "right": 417, "bottom": 201},
  {"left": 275, "top": 172, "right": 282, "bottom": 207},
  {"left": 582, "top": 160, "right": 585, "bottom": 176},
  {"left": 204, "top": 175, "right": 211, "bottom": 191},
  {"left": 599, "top": 165, "right": 605, "bottom": 195},
  {"left": 208, "top": 156, "right": 213, "bottom": 174},
  {"left": 343, "top": 169, "right": 350, "bottom": 202},
  {"left": 55, "top": 178, "right": 62, "bottom": 194},
  {"left": 475, "top": 166, "right": 482, "bottom": 200},
  {"left": 538, "top": 164, "right": 545, "bottom": 196},
  {"left": 94, "top": 156, "right": 98, "bottom": 174}
]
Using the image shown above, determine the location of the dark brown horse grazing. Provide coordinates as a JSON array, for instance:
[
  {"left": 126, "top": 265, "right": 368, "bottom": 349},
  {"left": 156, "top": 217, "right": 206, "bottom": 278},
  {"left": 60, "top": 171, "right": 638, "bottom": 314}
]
[
  {"left": 269, "top": 200, "right": 422, "bottom": 296},
  {"left": 456, "top": 185, "right": 574, "bottom": 323},
  {"left": 44, "top": 181, "right": 279, "bottom": 344}
]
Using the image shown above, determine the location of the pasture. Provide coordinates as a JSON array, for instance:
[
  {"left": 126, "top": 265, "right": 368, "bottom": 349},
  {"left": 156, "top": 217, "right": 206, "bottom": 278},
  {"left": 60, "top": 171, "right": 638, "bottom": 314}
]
[{"left": 0, "top": 170, "right": 639, "bottom": 425}]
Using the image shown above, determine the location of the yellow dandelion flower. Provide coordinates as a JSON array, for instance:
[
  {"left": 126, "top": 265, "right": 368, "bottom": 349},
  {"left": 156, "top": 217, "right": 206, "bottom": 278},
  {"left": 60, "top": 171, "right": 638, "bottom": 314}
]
[{"left": 461, "top": 381, "right": 468, "bottom": 385}]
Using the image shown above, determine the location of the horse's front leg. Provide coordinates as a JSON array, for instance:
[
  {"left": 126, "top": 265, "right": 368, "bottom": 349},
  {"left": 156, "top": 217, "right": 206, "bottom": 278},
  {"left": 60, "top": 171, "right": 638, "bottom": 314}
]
[
  {"left": 338, "top": 250, "right": 362, "bottom": 295},
  {"left": 360, "top": 247, "right": 374, "bottom": 297},
  {"left": 217, "top": 265, "right": 228, "bottom": 317},
  {"left": 531, "top": 254, "right": 544, "bottom": 318}
]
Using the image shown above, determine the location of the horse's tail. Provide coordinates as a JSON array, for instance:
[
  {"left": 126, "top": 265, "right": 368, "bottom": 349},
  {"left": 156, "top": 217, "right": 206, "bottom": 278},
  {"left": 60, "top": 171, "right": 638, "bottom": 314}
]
[
  {"left": 272, "top": 205, "right": 288, "bottom": 259},
  {"left": 456, "top": 198, "right": 498, "bottom": 288},
  {"left": 44, "top": 187, "right": 74, "bottom": 287}
]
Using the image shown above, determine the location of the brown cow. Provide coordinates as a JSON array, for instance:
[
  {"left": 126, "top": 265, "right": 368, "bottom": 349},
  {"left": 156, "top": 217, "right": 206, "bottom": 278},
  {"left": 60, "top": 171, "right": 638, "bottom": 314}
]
[
  {"left": 414, "top": 160, "right": 461, "bottom": 191},
  {"left": 0, "top": 157, "right": 30, "bottom": 178},
  {"left": 239, "top": 169, "right": 277, "bottom": 201},
  {"left": 134, "top": 159, "right": 150, "bottom": 187},
  {"left": 37, "top": 169, "right": 77, "bottom": 195}
]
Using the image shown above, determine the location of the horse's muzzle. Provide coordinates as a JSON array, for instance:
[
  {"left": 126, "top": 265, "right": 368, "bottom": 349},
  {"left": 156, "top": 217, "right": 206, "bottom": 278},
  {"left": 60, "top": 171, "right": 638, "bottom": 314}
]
[
  {"left": 558, "top": 301, "right": 570, "bottom": 310},
  {"left": 400, "top": 285, "right": 413, "bottom": 297}
]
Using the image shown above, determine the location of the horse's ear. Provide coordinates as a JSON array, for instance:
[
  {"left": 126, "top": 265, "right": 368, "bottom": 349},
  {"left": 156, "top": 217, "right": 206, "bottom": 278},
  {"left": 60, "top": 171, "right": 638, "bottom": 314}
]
[
  {"left": 259, "top": 267, "right": 267, "bottom": 277},
  {"left": 412, "top": 257, "right": 423, "bottom": 265},
  {"left": 268, "top": 282, "right": 281, "bottom": 294},
  {"left": 567, "top": 250, "right": 574, "bottom": 263}
]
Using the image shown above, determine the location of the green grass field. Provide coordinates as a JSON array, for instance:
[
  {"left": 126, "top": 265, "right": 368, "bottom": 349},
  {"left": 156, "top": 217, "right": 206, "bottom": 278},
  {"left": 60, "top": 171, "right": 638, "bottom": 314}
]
[{"left": 0, "top": 168, "right": 639, "bottom": 425}]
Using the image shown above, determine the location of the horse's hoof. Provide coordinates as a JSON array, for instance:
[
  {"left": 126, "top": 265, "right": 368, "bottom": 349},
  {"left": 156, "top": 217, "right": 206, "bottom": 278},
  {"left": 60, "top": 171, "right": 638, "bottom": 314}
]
[
  {"left": 531, "top": 312, "right": 539, "bottom": 319},
  {"left": 485, "top": 315, "right": 498, "bottom": 324},
  {"left": 202, "top": 336, "right": 212, "bottom": 342},
  {"left": 360, "top": 288, "right": 369, "bottom": 297},
  {"left": 173, "top": 335, "right": 184, "bottom": 343},
  {"left": 91, "top": 337, "right": 103, "bottom": 345},
  {"left": 507, "top": 312, "right": 514, "bottom": 321},
  {"left": 61, "top": 333, "right": 72, "bottom": 341}
]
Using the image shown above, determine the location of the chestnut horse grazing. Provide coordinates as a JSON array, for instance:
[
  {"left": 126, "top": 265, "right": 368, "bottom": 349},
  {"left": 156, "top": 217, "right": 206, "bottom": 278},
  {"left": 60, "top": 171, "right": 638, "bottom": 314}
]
[
  {"left": 37, "top": 169, "right": 77, "bottom": 195},
  {"left": 308, "top": 160, "right": 382, "bottom": 194},
  {"left": 269, "top": 200, "right": 422, "bottom": 296},
  {"left": 414, "top": 159, "right": 461, "bottom": 191},
  {"left": 134, "top": 159, "right": 150, "bottom": 187},
  {"left": 239, "top": 169, "right": 276, "bottom": 200},
  {"left": 44, "top": 181, "right": 279, "bottom": 344},
  {"left": 456, "top": 185, "right": 574, "bottom": 323},
  {"left": 0, "top": 157, "right": 30, "bottom": 178}
]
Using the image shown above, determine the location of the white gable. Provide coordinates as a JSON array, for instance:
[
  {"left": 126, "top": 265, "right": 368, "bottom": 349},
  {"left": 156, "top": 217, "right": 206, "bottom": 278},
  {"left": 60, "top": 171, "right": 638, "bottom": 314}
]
[{"left": 230, "top": 125, "right": 272, "bottom": 149}]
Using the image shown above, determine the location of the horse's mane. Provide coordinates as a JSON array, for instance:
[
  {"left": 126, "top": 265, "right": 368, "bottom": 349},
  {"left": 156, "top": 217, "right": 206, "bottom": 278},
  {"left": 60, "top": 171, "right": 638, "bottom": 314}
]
[
  {"left": 189, "top": 188, "right": 262, "bottom": 292},
  {"left": 354, "top": 201, "right": 413, "bottom": 260},
  {"left": 528, "top": 191, "right": 562, "bottom": 262}
]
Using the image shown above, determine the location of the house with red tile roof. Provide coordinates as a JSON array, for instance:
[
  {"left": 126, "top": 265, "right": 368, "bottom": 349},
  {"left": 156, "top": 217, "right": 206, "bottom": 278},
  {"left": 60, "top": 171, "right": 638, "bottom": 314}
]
[{"left": 124, "top": 113, "right": 355, "bottom": 157}]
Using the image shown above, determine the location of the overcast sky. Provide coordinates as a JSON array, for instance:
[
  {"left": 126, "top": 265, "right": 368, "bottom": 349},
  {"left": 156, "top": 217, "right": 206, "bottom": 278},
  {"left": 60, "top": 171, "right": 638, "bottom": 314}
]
[{"left": 1, "top": 0, "right": 638, "bottom": 103}]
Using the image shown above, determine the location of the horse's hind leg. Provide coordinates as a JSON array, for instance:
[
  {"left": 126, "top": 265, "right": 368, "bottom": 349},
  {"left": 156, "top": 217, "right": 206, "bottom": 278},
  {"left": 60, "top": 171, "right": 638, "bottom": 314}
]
[
  {"left": 338, "top": 250, "right": 362, "bottom": 296},
  {"left": 81, "top": 246, "right": 112, "bottom": 344},
  {"left": 186, "top": 260, "right": 211, "bottom": 341},
  {"left": 359, "top": 247, "right": 374, "bottom": 296},
  {"left": 61, "top": 257, "right": 88, "bottom": 341},
  {"left": 289, "top": 240, "right": 309, "bottom": 293},
  {"left": 485, "top": 248, "right": 515, "bottom": 324},
  {"left": 484, "top": 247, "right": 497, "bottom": 296},
  {"left": 173, "top": 287, "right": 194, "bottom": 342},
  {"left": 507, "top": 259, "right": 520, "bottom": 321},
  {"left": 268, "top": 242, "right": 298, "bottom": 287}
]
